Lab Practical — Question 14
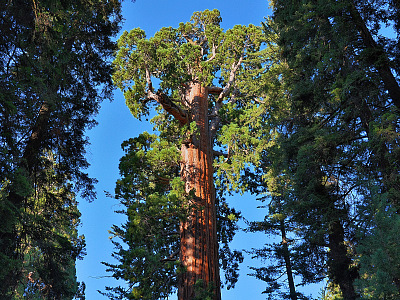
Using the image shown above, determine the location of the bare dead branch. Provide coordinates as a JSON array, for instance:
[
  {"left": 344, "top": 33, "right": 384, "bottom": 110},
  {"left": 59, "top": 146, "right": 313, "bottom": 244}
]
[
  {"left": 208, "top": 51, "right": 245, "bottom": 140},
  {"left": 145, "top": 66, "right": 153, "bottom": 92},
  {"left": 206, "top": 43, "right": 218, "bottom": 62}
]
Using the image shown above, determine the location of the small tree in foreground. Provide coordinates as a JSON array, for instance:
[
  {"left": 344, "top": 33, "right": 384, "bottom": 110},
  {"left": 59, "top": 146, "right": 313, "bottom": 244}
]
[{"left": 107, "top": 9, "right": 273, "bottom": 300}]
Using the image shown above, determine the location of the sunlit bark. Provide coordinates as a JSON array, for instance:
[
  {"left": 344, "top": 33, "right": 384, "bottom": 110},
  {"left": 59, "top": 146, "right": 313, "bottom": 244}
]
[{"left": 178, "top": 82, "right": 220, "bottom": 300}]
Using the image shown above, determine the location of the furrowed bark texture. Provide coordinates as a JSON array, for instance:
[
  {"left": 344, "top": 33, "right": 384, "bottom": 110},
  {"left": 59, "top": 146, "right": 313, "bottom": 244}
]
[{"left": 178, "top": 82, "right": 221, "bottom": 300}]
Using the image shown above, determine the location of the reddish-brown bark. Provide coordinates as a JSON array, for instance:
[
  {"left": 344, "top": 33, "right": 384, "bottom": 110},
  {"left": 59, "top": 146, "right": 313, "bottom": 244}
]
[{"left": 178, "top": 82, "right": 221, "bottom": 300}]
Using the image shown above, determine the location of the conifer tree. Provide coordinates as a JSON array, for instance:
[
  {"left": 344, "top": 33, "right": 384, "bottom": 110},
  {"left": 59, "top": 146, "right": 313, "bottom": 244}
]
[
  {"left": 256, "top": 0, "right": 400, "bottom": 299},
  {"left": 109, "top": 9, "right": 271, "bottom": 300},
  {"left": 0, "top": 0, "right": 122, "bottom": 297}
]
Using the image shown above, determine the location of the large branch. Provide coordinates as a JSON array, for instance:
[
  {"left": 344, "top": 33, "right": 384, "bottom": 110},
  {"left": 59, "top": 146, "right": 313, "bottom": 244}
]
[
  {"left": 148, "top": 90, "right": 188, "bottom": 126},
  {"left": 206, "top": 43, "right": 218, "bottom": 62},
  {"left": 208, "top": 86, "right": 223, "bottom": 94},
  {"left": 145, "top": 66, "right": 188, "bottom": 126},
  {"left": 349, "top": 1, "right": 400, "bottom": 110},
  {"left": 215, "top": 55, "right": 244, "bottom": 103},
  {"left": 208, "top": 54, "right": 244, "bottom": 139}
]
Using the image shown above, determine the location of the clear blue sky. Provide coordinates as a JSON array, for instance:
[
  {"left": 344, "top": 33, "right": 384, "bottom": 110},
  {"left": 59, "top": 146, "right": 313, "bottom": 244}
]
[{"left": 76, "top": 0, "right": 322, "bottom": 299}]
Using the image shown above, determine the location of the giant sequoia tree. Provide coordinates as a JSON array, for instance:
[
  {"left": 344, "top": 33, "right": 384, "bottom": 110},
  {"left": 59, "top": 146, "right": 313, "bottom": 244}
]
[
  {"left": 0, "top": 0, "right": 122, "bottom": 298},
  {"left": 108, "top": 9, "right": 270, "bottom": 300}
]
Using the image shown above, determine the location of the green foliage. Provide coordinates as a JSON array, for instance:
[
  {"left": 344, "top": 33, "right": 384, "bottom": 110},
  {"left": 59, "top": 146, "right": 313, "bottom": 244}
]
[
  {"left": 246, "top": 194, "right": 321, "bottom": 300},
  {"left": 0, "top": 0, "right": 123, "bottom": 297},
  {"left": 320, "top": 282, "right": 343, "bottom": 300},
  {"left": 193, "top": 279, "right": 215, "bottom": 300},
  {"left": 109, "top": 8, "right": 273, "bottom": 299},
  {"left": 255, "top": 0, "right": 400, "bottom": 298},
  {"left": 103, "top": 132, "right": 183, "bottom": 299},
  {"left": 112, "top": 9, "right": 266, "bottom": 120},
  {"left": 356, "top": 190, "right": 400, "bottom": 299},
  {"left": 104, "top": 125, "right": 244, "bottom": 298},
  {"left": 13, "top": 153, "right": 86, "bottom": 299}
]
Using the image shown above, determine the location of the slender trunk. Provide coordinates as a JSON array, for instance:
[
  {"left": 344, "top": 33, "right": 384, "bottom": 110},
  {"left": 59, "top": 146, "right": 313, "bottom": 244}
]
[
  {"left": 178, "top": 82, "right": 220, "bottom": 300},
  {"left": 279, "top": 219, "right": 297, "bottom": 300}
]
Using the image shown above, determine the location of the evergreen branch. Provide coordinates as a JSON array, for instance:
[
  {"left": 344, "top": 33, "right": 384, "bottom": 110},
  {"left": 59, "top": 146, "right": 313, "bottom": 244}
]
[
  {"left": 348, "top": 0, "right": 400, "bottom": 110},
  {"left": 145, "top": 66, "right": 188, "bottom": 125},
  {"left": 147, "top": 91, "right": 188, "bottom": 125},
  {"left": 182, "top": 34, "right": 197, "bottom": 46},
  {"left": 160, "top": 249, "right": 180, "bottom": 262},
  {"left": 156, "top": 175, "right": 173, "bottom": 183},
  {"left": 213, "top": 150, "right": 228, "bottom": 158},
  {"left": 208, "top": 86, "right": 223, "bottom": 94}
]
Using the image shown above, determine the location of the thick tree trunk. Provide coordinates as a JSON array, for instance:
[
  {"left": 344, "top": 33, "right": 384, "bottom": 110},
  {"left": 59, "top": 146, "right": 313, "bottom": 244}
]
[
  {"left": 178, "top": 82, "right": 221, "bottom": 300},
  {"left": 328, "top": 219, "right": 357, "bottom": 300}
]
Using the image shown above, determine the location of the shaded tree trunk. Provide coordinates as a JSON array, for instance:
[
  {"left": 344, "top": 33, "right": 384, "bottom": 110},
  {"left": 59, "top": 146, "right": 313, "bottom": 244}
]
[
  {"left": 328, "top": 219, "right": 358, "bottom": 300},
  {"left": 279, "top": 218, "right": 297, "bottom": 300},
  {"left": 178, "top": 82, "right": 221, "bottom": 300}
]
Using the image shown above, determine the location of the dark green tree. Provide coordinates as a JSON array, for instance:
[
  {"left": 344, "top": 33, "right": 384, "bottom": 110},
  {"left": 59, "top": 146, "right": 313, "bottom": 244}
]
[
  {"left": 247, "top": 197, "right": 314, "bottom": 300},
  {"left": 244, "top": 109, "right": 326, "bottom": 300},
  {"left": 13, "top": 152, "right": 86, "bottom": 299},
  {"left": 0, "top": 0, "right": 123, "bottom": 298},
  {"left": 108, "top": 9, "right": 272, "bottom": 300},
  {"left": 102, "top": 131, "right": 242, "bottom": 299},
  {"left": 256, "top": 0, "right": 400, "bottom": 299}
]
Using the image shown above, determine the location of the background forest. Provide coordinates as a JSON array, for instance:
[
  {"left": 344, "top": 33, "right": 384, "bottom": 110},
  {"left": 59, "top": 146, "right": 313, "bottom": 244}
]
[{"left": 1, "top": 0, "right": 399, "bottom": 300}]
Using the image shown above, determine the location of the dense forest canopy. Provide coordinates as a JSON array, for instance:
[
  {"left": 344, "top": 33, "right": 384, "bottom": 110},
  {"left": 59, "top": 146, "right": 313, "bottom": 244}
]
[
  {"left": 247, "top": 0, "right": 400, "bottom": 299},
  {"left": 1, "top": 0, "right": 400, "bottom": 299},
  {"left": 0, "top": 0, "right": 122, "bottom": 298}
]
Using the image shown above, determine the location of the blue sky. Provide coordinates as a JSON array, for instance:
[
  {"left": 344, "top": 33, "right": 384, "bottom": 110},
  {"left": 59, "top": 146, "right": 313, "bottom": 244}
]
[{"left": 76, "top": 0, "right": 322, "bottom": 299}]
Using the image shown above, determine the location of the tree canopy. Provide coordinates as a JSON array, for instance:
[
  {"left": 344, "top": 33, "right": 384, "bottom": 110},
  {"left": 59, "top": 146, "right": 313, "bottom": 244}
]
[
  {"left": 2, "top": 1, "right": 400, "bottom": 299},
  {"left": 0, "top": 0, "right": 122, "bottom": 298},
  {"left": 107, "top": 8, "right": 276, "bottom": 300},
  {"left": 244, "top": 1, "right": 400, "bottom": 299}
]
